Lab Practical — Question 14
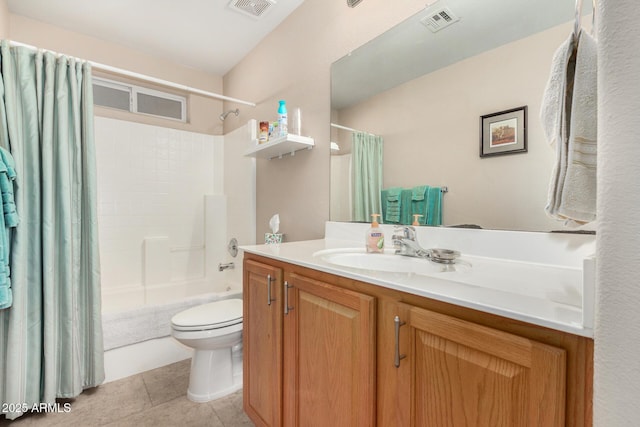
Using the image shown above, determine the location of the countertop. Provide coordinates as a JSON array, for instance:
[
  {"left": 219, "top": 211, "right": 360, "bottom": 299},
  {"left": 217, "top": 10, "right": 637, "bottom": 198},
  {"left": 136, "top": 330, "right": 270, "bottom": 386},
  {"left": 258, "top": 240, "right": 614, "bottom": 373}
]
[{"left": 241, "top": 237, "right": 593, "bottom": 338}]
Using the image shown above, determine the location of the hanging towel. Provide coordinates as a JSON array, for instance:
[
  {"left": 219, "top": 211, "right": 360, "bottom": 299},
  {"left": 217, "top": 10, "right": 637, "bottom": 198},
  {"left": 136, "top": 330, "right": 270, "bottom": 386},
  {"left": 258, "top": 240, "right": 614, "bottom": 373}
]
[
  {"left": 399, "top": 189, "right": 413, "bottom": 225},
  {"left": 0, "top": 148, "right": 19, "bottom": 227},
  {"left": 542, "top": 33, "right": 575, "bottom": 219},
  {"left": 557, "top": 31, "right": 597, "bottom": 223},
  {"left": 0, "top": 147, "right": 19, "bottom": 310},
  {"left": 542, "top": 31, "right": 597, "bottom": 225},
  {"left": 425, "top": 187, "right": 442, "bottom": 226},
  {"left": 411, "top": 185, "right": 429, "bottom": 225},
  {"left": 384, "top": 187, "right": 402, "bottom": 223}
]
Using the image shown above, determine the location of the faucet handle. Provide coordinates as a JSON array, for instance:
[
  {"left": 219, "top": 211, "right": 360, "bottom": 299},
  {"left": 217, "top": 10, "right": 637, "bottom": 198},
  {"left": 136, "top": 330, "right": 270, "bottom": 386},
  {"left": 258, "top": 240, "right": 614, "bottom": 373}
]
[{"left": 393, "top": 225, "right": 416, "bottom": 239}]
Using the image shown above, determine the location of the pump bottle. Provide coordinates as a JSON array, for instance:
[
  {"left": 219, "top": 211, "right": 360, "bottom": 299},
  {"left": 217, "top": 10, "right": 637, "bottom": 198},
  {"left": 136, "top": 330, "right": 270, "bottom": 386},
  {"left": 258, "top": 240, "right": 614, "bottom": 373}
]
[{"left": 365, "top": 214, "right": 384, "bottom": 253}]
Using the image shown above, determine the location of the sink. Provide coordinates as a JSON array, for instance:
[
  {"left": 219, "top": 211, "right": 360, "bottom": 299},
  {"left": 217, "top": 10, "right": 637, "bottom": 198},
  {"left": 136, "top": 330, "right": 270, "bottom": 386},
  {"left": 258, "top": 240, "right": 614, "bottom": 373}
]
[{"left": 313, "top": 248, "right": 469, "bottom": 275}]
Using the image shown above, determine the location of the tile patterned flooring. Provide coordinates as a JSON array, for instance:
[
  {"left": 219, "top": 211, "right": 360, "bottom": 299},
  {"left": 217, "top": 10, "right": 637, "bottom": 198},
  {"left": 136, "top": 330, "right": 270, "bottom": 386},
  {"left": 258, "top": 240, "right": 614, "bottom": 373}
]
[{"left": 0, "top": 359, "right": 254, "bottom": 426}]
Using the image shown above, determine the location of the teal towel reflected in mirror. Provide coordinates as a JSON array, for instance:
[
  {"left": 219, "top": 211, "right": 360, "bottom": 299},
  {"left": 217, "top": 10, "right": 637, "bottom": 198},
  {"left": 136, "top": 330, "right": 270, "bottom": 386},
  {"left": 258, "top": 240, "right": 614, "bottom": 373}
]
[{"left": 382, "top": 185, "right": 442, "bottom": 226}]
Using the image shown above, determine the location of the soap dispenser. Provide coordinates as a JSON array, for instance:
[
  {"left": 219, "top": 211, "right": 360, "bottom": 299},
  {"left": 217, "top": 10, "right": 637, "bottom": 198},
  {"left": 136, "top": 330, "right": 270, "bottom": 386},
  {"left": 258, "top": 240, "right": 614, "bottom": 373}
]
[{"left": 366, "top": 214, "right": 384, "bottom": 253}]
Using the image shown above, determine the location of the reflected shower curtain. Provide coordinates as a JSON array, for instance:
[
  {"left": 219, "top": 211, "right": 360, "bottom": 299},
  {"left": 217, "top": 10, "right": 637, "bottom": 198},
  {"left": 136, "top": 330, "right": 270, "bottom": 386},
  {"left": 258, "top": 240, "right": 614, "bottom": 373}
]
[
  {"left": 0, "top": 41, "right": 104, "bottom": 420},
  {"left": 351, "top": 132, "right": 383, "bottom": 222}
]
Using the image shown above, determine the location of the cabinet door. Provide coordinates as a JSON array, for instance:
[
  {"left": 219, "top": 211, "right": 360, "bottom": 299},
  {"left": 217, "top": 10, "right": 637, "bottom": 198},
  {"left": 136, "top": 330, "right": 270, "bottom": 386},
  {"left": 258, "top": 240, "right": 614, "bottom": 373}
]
[
  {"left": 243, "top": 260, "right": 284, "bottom": 427},
  {"left": 388, "top": 303, "right": 566, "bottom": 427},
  {"left": 283, "top": 273, "right": 376, "bottom": 426}
]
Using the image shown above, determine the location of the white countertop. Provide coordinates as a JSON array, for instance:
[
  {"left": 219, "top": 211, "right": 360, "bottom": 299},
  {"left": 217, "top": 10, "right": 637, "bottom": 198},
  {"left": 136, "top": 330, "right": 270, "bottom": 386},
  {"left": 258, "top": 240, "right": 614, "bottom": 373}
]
[{"left": 241, "top": 235, "right": 594, "bottom": 338}]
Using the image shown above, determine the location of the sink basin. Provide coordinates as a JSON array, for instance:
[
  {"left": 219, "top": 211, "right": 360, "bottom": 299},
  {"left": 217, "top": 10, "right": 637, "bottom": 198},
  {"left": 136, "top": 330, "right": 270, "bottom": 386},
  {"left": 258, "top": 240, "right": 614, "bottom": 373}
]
[{"left": 313, "top": 248, "right": 469, "bottom": 275}]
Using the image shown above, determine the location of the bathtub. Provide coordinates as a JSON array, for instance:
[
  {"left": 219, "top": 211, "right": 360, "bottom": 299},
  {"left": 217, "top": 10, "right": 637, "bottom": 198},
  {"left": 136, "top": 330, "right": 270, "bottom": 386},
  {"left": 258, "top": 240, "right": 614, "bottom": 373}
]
[{"left": 102, "top": 281, "right": 242, "bottom": 383}]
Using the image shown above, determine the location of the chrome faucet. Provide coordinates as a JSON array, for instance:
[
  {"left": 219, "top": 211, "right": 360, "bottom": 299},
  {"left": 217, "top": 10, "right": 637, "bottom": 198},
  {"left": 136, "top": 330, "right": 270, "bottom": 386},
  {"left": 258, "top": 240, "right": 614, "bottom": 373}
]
[
  {"left": 218, "top": 262, "right": 235, "bottom": 272},
  {"left": 392, "top": 226, "right": 430, "bottom": 258}
]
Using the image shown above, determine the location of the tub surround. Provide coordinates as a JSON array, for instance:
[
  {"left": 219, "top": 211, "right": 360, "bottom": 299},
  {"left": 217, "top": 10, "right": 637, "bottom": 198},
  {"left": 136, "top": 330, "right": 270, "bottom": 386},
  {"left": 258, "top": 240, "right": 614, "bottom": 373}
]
[
  {"left": 102, "top": 289, "right": 242, "bottom": 383},
  {"left": 241, "top": 221, "right": 596, "bottom": 337}
]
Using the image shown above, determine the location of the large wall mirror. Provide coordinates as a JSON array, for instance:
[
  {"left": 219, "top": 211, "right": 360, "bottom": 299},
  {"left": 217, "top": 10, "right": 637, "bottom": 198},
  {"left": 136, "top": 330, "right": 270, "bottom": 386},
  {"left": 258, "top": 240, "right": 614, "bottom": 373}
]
[{"left": 330, "top": 0, "right": 593, "bottom": 231}]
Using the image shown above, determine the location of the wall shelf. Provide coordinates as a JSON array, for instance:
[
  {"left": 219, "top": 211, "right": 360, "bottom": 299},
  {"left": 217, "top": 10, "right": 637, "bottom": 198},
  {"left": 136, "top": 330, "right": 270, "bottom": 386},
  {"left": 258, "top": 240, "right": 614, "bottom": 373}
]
[{"left": 244, "top": 134, "right": 315, "bottom": 160}]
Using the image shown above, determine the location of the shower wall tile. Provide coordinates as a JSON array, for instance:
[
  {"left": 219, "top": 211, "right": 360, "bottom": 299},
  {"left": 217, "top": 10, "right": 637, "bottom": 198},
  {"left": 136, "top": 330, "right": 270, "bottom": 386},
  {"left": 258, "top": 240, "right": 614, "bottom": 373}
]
[{"left": 94, "top": 117, "right": 224, "bottom": 295}]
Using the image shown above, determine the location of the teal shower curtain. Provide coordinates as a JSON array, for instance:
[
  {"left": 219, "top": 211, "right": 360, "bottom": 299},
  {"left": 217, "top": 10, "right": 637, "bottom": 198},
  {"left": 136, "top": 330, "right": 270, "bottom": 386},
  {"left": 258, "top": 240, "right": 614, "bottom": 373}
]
[
  {"left": 351, "top": 132, "right": 383, "bottom": 222},
  {"left": 0, "top": 41, "right": 104, "bottom": 420}
]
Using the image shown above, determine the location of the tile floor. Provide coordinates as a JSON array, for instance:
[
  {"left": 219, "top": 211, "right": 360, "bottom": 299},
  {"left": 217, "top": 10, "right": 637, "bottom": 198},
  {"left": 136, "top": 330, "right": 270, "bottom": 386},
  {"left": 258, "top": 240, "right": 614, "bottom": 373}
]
[{"left": 0, "top": 359, "right": 254, "bottom": 426}]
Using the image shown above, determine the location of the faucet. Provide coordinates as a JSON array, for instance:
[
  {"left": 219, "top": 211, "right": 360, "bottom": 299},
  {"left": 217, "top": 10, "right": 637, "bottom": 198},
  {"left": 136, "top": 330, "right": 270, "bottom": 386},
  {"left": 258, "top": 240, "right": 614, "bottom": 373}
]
[
  {"left": 219, "top": 262, "right": 235, "bottom": 272},
  {"left": 392, "top": 226, "right": 430, "bottom": 258}
]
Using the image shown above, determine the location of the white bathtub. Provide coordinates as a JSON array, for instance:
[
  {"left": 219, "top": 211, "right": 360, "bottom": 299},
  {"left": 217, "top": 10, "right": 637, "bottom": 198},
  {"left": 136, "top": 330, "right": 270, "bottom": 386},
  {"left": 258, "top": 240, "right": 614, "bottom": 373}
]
[{"left": 102, "top": 282, "right": 242, "bottom": 383}]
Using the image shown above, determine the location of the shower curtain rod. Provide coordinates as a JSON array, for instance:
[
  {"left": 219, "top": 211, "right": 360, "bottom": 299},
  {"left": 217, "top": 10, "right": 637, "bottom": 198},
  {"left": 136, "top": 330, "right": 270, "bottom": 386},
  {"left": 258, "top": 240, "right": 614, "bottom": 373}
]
[
  {"left": 8, "top": 40, "right": 257, "bottom": 107},
  {"left": 330, "top": 123, "right": 377, "bottom": 135}
]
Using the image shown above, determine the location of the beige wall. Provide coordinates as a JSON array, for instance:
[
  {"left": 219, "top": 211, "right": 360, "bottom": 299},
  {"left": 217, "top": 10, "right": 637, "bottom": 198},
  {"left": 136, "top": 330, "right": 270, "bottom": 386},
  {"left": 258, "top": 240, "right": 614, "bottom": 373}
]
[
  {"left": 595, "top": 0, "right": 640, "bottom": 422},
  {"left": 0, "top": 0, "right": 8, "bottom": 38},
  {"left": 9, "top": 14, "right": 224, "bottom": 135},
  {"left": 224, "top": 0, "right": 427, "bottom": 242},
  {"left": 334, "top": 22, "right": 574, "bottom": 231}
]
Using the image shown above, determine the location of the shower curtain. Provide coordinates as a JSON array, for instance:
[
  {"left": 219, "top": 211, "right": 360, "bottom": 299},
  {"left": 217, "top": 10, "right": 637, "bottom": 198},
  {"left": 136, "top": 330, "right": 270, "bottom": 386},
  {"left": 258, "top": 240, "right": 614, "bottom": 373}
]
[
  {"left": 351, "top": 131, "right": 383, "bottom": 222},
  {"left": 0, "top": 41, "right": 104, "bottom": 420}
]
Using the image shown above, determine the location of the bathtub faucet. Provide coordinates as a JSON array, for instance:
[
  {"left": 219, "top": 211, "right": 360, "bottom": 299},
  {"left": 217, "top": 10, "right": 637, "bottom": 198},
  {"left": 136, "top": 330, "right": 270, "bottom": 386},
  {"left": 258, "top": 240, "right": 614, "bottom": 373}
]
[{"left": 218, "top": 262, "right": 235, "bottom": 272}]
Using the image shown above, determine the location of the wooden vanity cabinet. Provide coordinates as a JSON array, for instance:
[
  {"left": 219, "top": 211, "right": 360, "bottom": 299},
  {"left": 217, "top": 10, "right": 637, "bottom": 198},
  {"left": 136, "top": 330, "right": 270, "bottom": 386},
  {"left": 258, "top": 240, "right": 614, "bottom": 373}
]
[
  {"left": 243, "top": 253, "right": 593, "bottom": 427},
  {"left": 379, "top": 300, "right": 566, "bottom": 426},
  {"left": 243, "top": 260, "right": 284, "bottom": 427},
  {"left": 243, "top": 257, "right": 376, "bottom": 427},
  {"left": 283, "top": 272, "right": 376, "bottom": 426}
]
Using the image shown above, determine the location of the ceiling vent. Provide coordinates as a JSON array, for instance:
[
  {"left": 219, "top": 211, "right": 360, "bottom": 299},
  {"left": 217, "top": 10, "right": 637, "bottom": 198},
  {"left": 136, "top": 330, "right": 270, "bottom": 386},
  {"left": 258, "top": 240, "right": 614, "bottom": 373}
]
[
  {"left": 347, "top": 0, "right": 364, "bottom": 7},
  {"left": 228, "top": 0, "right": 276, "bottom": 19},
  {"left": 420, "top": 6, "right": 460, "bottom": 33}
]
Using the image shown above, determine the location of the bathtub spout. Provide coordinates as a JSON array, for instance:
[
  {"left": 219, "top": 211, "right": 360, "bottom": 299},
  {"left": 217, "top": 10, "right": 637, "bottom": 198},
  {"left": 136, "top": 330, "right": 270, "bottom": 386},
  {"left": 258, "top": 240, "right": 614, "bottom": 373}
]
[{"left": 218, "top": 262, "right": 235, "bottom": 272}]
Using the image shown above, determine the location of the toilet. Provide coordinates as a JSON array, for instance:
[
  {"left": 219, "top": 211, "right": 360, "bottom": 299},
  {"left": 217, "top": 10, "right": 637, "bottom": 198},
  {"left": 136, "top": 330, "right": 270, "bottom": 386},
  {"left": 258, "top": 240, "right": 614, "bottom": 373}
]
[{"left": 170, "top": 298, "right": 243, "bottom": 402}]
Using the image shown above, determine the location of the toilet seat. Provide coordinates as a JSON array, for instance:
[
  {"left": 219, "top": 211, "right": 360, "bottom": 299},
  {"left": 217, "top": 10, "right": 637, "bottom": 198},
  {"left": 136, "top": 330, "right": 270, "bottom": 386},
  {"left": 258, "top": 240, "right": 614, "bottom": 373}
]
[{"left": 171, "top": 299, "right": 243, "bottom": 332}]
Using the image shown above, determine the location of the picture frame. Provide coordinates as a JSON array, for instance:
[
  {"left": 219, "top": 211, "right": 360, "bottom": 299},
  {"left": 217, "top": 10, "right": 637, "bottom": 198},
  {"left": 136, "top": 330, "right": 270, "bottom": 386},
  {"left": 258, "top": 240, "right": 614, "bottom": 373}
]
[{"left": 480, "top": 106, "right": 528, "bottom": 158}]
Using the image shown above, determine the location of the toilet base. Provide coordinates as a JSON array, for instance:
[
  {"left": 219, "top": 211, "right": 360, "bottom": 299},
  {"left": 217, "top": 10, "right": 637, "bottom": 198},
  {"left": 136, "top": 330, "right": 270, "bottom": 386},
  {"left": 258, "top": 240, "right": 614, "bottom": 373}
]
[
  {"left": 187, "top": 379, "right": 242, "bottom": 403},
  {"left": 186, "top": 345, "right": 243, "bottom": 403}
]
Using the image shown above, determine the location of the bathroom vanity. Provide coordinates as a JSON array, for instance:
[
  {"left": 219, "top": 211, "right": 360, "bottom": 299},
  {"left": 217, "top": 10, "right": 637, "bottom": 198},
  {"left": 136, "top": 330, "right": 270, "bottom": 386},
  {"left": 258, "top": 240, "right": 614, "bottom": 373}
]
[{"left": 242, "top": 223, "right": 595, "bottom": 426}]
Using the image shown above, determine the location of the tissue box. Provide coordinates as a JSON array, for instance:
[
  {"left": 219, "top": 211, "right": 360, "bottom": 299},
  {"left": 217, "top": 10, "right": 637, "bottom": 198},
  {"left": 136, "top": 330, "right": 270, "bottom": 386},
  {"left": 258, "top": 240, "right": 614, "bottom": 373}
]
[{"left": 265, "top": 233, "right": 283, "bottom": 244}]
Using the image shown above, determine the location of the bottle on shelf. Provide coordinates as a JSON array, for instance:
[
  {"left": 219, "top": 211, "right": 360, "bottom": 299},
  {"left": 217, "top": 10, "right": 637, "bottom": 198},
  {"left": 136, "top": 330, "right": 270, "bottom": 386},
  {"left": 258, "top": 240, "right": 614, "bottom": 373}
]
[{"left": 277, "top": 100, "right": 288, "bottom": 137}]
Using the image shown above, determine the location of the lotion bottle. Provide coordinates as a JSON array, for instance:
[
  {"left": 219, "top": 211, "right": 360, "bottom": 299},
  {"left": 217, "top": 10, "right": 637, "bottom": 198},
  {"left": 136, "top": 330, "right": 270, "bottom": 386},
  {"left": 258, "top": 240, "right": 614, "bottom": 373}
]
[{"left": 366, "top": 214, "right": 384, "bottom": 253}]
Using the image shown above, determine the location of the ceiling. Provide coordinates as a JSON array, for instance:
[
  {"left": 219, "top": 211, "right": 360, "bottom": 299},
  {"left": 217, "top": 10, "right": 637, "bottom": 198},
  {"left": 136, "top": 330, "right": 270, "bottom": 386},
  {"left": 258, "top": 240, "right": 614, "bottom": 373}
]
[
  {"left": 332, "top": 0, "right": 593, "bottom": 110},
  {"left": 7, "top": 0, "right": 305, "bottom": 76}
]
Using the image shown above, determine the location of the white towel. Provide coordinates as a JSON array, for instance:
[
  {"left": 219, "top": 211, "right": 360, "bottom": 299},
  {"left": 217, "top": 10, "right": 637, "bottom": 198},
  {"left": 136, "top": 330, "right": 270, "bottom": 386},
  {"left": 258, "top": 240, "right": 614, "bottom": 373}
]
[
  {"left": 541, "top": 33, "right": 575, "bottom": 218},
  {"left": 541, "top": 31, "right": 597, "bottom": 225},
  {"left": 558, "top": 31, "right": 597, "bottom": 224}
]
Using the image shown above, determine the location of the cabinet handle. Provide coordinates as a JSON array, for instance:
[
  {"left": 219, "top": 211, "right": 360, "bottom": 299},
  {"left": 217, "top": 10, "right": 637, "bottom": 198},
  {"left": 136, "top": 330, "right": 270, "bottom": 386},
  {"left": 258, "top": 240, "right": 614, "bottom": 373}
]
[
  {"left": 394, "top": 316, "right": 406, "bottom": 368},
  {"left": 267, "top": 274, "right": 275, "bottom": 306},
  {"left": 284, "top": 281, "right": 294, "bottom": 315}
]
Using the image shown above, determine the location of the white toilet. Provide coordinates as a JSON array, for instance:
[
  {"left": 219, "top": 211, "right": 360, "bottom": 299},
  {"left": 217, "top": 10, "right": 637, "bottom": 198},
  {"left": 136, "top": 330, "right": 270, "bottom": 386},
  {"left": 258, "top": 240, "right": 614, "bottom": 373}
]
[{"left": 170, "top": 298, "right": 243, "bottom": 402}]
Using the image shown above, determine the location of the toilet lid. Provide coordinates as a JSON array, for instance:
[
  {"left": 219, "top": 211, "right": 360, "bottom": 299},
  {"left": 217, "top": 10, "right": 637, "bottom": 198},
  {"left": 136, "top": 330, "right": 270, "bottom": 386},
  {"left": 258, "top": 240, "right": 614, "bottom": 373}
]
[{"left": 171, "top": 299, "right": 243, "bottom": 330}]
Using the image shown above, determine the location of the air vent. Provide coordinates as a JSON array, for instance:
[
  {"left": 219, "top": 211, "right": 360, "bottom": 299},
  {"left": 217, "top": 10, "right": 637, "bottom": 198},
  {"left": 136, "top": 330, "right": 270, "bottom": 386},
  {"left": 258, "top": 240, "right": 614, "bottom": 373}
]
[
  {"left": 347, "top": 0, "right": 364, "bottom": 7},
  {"left": 420, "top": 6, "right": 460, "bottom": 33},
  {"left": 228, "top": 0, "right": 276, "bottom": 19}
]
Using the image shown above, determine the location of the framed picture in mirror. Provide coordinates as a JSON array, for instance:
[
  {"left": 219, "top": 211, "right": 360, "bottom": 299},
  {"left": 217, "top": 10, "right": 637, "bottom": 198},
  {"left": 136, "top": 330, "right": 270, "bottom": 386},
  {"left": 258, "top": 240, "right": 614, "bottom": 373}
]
[{"left": 480, "top": 106, "right": 528, "bottom": 158}]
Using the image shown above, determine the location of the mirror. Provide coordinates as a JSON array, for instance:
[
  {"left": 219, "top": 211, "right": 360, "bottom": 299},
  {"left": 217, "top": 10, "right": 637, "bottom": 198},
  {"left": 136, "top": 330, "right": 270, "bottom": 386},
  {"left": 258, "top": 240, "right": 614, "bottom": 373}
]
[{"left": 330, "top": 0, "right": 593, "bottom": 231}]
